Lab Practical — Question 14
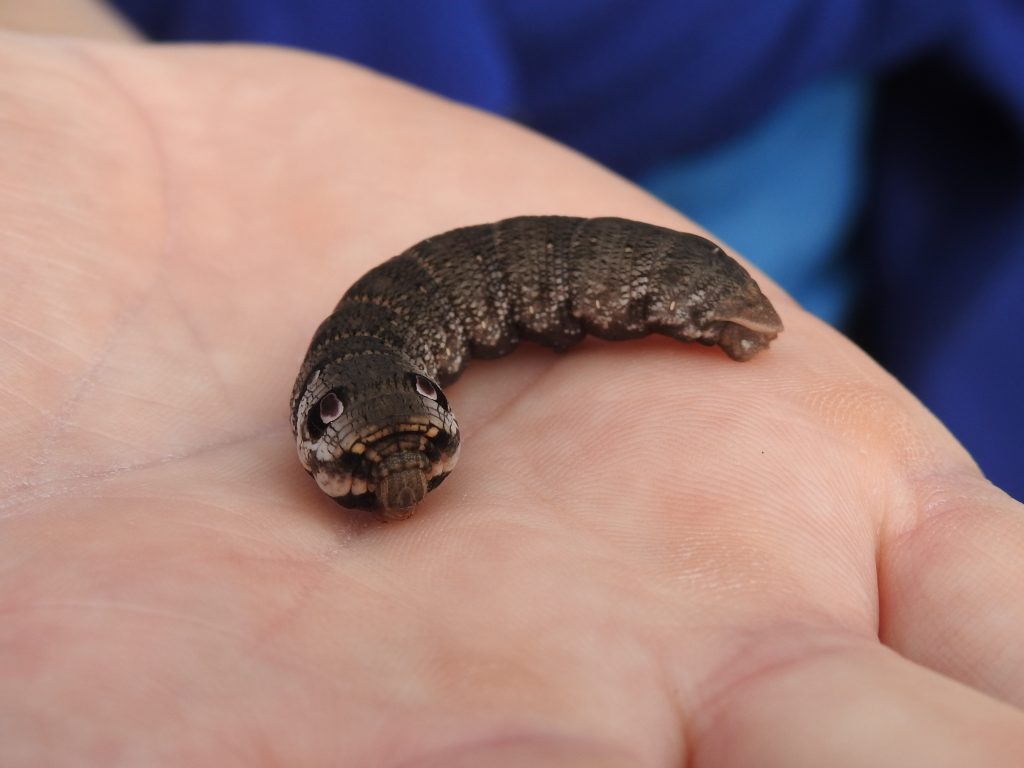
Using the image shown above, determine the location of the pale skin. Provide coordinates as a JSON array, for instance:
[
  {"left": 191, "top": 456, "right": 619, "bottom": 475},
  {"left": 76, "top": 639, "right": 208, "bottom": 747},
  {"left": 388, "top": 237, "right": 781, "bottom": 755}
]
[{"left": 1, "top": 9, "right": 1023, "bottom": 767}]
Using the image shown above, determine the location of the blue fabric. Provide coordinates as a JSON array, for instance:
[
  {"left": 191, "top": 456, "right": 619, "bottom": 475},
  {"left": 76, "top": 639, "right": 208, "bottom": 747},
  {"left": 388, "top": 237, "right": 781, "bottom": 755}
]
[
  {"left": 640, "top": 76, "right": 870, "bottom": 327},
  {"left": 109, "top": 0, "right": 1024, "bottom": 500}
]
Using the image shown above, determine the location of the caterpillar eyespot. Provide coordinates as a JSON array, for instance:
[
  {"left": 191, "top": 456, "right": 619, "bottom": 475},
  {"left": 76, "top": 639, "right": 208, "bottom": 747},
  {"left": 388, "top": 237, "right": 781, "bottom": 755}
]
[
  {"left": 414, "top": 374, "right": 439, "bottom": 401},
  {"left": 290, "top": 215, "right": 783, "bottom": 520},
  {"left": 318, "top": 392, "right": 344, "bottom": 424},
  {"left": 305, "top": 390, "right": 343, "bottom": 442}
]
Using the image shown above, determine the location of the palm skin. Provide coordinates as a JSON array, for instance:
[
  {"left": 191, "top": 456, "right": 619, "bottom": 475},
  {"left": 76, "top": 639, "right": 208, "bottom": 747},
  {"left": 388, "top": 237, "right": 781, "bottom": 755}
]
[{"left": 1, "top": 35, "right": 1023, "bottom": 767}]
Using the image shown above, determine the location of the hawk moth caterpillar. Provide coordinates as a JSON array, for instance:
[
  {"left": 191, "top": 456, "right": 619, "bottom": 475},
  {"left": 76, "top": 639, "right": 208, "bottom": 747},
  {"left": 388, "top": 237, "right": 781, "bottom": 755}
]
[{"left": 291, "top": 215, "right": 783, "bottom": 519}]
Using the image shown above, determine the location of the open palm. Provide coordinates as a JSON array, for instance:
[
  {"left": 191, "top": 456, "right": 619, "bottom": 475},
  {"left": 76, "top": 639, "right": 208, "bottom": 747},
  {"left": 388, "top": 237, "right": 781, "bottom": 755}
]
[{"left": 2, "top": 35, "right": 1023, "bottom": 766}]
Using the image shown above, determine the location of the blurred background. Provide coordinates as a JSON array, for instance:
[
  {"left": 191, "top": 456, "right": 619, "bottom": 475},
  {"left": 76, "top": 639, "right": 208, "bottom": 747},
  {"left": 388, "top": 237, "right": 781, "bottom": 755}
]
[{"left": 108, "top": 0, "right": 1023, "bottom": 500}]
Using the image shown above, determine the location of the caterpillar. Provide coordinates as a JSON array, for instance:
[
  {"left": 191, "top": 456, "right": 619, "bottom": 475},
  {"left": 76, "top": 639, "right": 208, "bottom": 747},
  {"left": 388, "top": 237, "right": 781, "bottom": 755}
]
[{"left": 290, "top": 216, "right": 783, "bottom": 520}]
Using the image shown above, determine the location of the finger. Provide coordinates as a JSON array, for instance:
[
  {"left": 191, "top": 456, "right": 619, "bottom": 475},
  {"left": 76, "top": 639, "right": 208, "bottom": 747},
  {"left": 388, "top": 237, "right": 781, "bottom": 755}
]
[
  {"left": 769, "top": 330, "right": 1024, "bottom": 710},
  {"left": 693, "top": 637, "right": 1024, "bottom": 767},
  {"left": 880, "top": 471, "right": 1024, "bottom": 708},
  {"left": 0, "top": 0, "right": 138, "bottom": 40}
]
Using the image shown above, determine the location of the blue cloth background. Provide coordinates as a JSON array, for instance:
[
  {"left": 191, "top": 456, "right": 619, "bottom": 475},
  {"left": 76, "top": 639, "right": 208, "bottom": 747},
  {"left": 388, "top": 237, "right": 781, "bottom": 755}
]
[{"left": 110, "top": 0, "right": 1024, "bottom": 499}]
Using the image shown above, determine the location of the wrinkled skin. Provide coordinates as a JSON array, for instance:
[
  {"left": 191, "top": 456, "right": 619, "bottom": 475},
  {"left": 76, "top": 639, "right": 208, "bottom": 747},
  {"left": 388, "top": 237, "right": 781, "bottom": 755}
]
[{"left": 1, "top": 34, "right": 1023, "bottom": 767}]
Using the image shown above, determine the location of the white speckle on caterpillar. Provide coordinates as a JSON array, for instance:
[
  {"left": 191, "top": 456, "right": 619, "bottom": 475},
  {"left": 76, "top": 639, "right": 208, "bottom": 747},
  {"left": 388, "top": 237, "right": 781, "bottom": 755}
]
[{"left": 315, "top": 469, "right": 352, "bottom": 497}]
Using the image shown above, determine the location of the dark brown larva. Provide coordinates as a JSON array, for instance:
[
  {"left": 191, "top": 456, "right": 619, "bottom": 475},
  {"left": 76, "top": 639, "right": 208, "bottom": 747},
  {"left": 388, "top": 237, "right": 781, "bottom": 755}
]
[{"left": 291, "top": 216, "right": 782, "bottom": 519}]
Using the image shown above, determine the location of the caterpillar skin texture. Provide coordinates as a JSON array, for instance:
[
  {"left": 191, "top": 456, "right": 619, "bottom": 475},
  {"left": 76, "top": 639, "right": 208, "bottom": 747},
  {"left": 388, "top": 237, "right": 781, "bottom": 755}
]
[{"left": 291, "top": 216, "right": 783, "bottom": 520}]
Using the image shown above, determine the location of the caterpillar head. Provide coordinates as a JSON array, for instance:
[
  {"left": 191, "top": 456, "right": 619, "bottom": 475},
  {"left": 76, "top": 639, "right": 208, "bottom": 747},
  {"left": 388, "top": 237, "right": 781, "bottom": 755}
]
[{"left": 291, "top": 360, "right": 460, "bottom": 520}]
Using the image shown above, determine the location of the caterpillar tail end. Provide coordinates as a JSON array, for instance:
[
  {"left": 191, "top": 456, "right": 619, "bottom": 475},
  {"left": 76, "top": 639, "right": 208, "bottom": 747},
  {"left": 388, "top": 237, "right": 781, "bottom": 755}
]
[{"left": 716, "top": 289, "right": 784, "bottom": 362}]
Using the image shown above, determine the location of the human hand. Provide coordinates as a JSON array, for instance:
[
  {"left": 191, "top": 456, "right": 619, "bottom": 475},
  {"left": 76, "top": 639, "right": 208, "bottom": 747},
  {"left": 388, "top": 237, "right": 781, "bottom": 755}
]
[{"left": 2, "top": 35, "right": 1022, "bottom": 766}]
